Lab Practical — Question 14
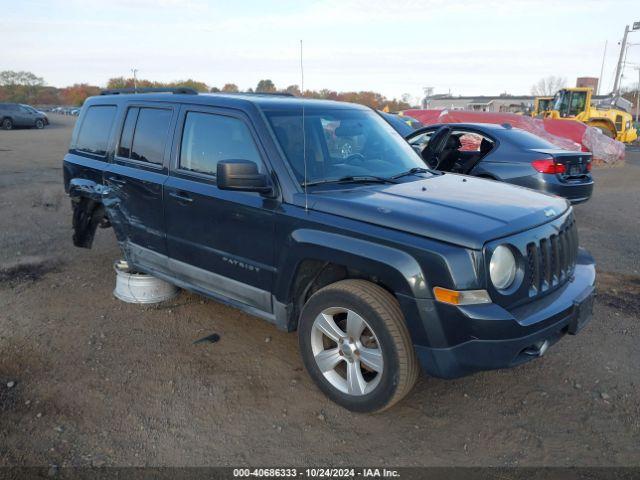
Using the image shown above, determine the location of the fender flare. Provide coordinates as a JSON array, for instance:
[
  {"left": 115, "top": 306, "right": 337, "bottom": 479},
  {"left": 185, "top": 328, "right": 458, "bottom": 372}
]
[{"left": 275, "top": 229, "right": 429, "bottom": 302}]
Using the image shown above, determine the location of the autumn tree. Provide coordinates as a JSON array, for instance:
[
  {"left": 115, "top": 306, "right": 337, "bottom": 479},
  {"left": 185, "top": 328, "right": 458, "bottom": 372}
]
[
  {"left": 167, "top": 79, "right": 208, "bottom": 92},
  {"left": 531, "top": 76, "right": 566, "bottom": 96},
  {"left": 107, "top": 77, "right": 144, "bottom": 89},
  {"left": 59, "top": 84, "right": 101, "bottom": 105},
  {"left": 33, "top": 87, "right": 60, "bottom": 105},
  {"left": 106, "top": 77, "right": 209, "bottom": 92},
  {"left": 0, "top": 70, "right": 45, "bottom": 103},
  {"left": 256, "top": 79, "right": 276, "bottom": 93},
  {"left": 222, "top": 83, "right": 239, "bottom": 92},
  {"left": 283, "top": 84, "right": 301, "bottom": 96}
]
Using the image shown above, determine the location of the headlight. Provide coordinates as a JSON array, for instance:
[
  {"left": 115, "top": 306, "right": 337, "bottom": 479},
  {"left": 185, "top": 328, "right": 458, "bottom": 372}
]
[{"left": 490, "top": 245, "right": 516, "bottom": 290}]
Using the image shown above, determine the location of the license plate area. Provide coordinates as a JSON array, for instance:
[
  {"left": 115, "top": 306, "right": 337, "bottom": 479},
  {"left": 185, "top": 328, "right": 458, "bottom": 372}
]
[
  {"left": 568, "top": 288, "right": 595, "bottom": 334},
  {"left": 568, "top": 164, "right": 584, "bottom": 176}
]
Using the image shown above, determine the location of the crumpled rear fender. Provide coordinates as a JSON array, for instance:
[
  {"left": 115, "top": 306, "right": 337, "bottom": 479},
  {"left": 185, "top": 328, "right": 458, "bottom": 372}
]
[{"left": 68, "top": 179, "right": 129, "bottom": 249}]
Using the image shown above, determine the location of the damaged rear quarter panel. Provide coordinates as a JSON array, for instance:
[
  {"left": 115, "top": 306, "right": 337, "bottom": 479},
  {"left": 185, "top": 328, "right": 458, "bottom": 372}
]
[{"left": 64, "top": 153, "right": 129, "bottom": 248}]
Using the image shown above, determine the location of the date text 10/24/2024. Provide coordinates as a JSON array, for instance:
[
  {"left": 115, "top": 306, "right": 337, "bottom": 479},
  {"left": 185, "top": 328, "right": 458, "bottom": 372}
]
[{"left": 233, "top": 468, "right": 400, "bottom": 478}]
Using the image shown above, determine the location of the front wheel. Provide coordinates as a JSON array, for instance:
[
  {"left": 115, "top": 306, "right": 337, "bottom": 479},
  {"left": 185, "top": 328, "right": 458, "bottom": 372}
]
[
  {"left": 34, "top": 119, "right": 45, "bottom": 129},
  {"left": 1, "top": 118, "right": 13, "bottom": 130},
  {"left": 298, "top": 279, "right": 419, "bottom": 412}
]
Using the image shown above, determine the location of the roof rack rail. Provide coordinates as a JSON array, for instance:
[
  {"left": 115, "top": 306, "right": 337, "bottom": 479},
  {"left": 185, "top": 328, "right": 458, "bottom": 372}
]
[
  {"left": 214, "top": 91, "right": 294, "bottom": 97},
  {"left": 100, "top": 87, "right": 198, "bottom": 96}
]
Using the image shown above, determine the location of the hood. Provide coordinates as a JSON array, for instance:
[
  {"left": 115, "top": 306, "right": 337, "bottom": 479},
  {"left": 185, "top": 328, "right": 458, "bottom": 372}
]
[{"left": 306, "top": 174, "right": 569, "bottom": 249}]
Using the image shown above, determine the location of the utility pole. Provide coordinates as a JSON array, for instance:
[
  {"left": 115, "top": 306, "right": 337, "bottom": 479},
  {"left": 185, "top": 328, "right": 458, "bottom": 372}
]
[
  {"left": 131, "top": 68, "right": 138, "bottom": 93},
  {"left": 597, "top": 40, "right": 607, "bottom": 95},
  {"left": 612, "top": 25, "right": 629, "bottom": 96},
  {"left": 636, "top": 67, "right": 640, "bottom": 123},
  {"left": 423, "top": 87, "right": 433, "bottom": 108}
]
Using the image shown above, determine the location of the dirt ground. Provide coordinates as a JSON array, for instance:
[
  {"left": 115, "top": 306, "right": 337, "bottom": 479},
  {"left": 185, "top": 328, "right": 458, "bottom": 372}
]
[{"left": 0, "top": 116, "right": 638, "bottom": 467}]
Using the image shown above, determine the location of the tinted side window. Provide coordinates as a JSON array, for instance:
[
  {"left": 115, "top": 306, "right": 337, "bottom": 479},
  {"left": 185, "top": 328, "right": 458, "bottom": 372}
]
[
  {"left": 506, "top": 129, "right": 556, "bottom": 149},
  {"left": 179, "top": 112, "right": 263, "bottom": 175},
  {"left": 117, "top": 107, "right": 139, "bottom": 158},
  {"left": 75, "top": 105, "right": 117, "bottom": 156},
  {"left": 129, "top": 108, "right": 172, "bottom": 164}
]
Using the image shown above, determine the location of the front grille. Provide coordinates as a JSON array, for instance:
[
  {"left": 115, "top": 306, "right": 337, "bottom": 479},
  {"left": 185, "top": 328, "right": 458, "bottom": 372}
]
[{"left": 525, "top": 219, "right": 578, "bottom": 297}]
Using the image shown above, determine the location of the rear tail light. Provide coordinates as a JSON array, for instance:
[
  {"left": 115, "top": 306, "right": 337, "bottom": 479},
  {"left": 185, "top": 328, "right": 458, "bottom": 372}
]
[
  {"left": 586, "top": 160, "right": 592, "bottom": 172},
  {"left": 532, "top": 158, "right": 565, "bottom": 174}
]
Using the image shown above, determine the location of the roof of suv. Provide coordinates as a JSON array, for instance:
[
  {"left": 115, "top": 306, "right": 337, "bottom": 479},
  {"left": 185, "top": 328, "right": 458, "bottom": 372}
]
[{"left": 89, "top": 92, "right": 370, "bottom": 112}]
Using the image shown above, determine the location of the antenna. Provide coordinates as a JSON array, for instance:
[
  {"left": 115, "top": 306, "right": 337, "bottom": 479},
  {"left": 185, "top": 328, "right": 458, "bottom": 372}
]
[{"left": 300, "top": 39, "right": 308, "bottom": 212}]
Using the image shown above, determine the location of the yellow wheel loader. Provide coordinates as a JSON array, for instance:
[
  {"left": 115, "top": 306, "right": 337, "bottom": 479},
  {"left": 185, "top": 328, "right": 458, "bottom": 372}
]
[
  {"left": 531, "top": 97, "right": 554, "bottom": 117},
  {"left": 545, "top": 87, "right": 637, "bottom": 143}
]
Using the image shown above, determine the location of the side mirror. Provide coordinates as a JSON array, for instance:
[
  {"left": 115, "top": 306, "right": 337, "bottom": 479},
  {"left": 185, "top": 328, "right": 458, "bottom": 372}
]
[{"left": 217, "top": 160, "right": 272, "bottom": 194}]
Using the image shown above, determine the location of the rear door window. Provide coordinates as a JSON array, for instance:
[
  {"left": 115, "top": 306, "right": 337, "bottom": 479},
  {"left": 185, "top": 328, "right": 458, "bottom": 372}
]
[
  {"left": 117, "top": 107, "right": 139, "bottom": 158},
  {"left": 117, "top": 107, "right": 172, "bottom": 165},
  {"left": 178, "top": 111, "right": 263, "bottom": 176},
  {"left": 75, "top": 105, "right": 117, "bottom": 156},
  {"left": 505, "top": 129, "right": 557, "bottom": 149}
]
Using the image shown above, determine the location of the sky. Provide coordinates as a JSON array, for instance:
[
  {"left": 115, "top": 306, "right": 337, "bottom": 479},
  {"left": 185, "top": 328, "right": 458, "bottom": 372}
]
[{"left": 1, "top": 0, "right": 639, "bottom": 102}]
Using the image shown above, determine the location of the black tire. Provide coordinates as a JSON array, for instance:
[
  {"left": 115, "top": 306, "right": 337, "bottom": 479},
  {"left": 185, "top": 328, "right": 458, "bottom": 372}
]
[
  {"left": 34, "top": 119, "right": 45, "bottom": 129},
  {"left": 1, "top": 118, "right": 13, "bottom": 130},
  {"left": 298, "top": 279, "right": 419, "bottom": 413},
  {"left": 595, "top": 126, "right": 615, "bottom": 139}
]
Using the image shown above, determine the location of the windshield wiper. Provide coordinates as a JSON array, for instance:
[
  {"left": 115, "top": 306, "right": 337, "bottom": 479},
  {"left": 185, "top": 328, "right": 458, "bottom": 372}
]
[
  {"left": 302, "top": 175, "right": 398, "bottom": 187},
  {"left": 390, "top": 167, "right": 431, "bottom": 180}
]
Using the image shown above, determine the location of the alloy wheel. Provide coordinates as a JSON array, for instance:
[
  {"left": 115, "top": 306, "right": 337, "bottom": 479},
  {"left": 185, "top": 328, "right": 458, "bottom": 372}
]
[{"left": 310, "top": 307, "right": 384, "bottom": 396}]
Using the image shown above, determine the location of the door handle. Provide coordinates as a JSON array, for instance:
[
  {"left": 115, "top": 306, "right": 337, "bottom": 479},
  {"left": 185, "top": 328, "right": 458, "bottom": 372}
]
[{"left": 169, "top": 191, "right": 194, "bottom": 203}]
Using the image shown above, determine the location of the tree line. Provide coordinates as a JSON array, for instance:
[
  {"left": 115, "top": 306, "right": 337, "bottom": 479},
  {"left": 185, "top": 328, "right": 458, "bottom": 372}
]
[
  {"left": 0, "top": 71, "right": 413, "bottom": 111},
  {"left": 0, "top": 71, "right": 101, "bottom": 106}
]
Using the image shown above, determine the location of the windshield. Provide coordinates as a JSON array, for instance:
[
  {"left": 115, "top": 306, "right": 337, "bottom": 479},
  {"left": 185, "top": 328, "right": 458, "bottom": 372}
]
[
  {"left": 539, "top": 99, "right": 552, "bottom": 111},
  {"left": 553, "top": 91, "right": 586, "bottom": 117},
  {"left": 568, "top": 91, "right": 587, "bottom": 116},
  {"left": 265, "top": 108, "right": 427, "bottom": 185},
  {"left": 552, "top": 91, "right": 567, "bottom": 114}
]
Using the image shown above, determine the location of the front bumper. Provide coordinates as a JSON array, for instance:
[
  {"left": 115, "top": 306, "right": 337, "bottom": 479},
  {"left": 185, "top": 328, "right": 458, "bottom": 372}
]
[{"left": 401, "top": 248, "right": 596, "bottom": 379}]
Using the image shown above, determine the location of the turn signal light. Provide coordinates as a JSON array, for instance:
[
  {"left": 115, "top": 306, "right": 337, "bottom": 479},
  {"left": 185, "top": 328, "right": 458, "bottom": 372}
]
[
  {"left": 531, "top": 159, "right": 565, "bottom": 174},
  {"left": 433, "top": 287, "right": 491, "bottom": 306}
]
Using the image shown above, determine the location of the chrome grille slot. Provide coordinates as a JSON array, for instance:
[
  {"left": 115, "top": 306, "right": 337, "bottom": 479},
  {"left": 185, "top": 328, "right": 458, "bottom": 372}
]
[
  {"left": 526, "top": 243, "right": 538, "bottom": 296},
  {"left": 550, "top": 234, "right": 559, "bottom": 286},
  {"left": 559, "top": 227, "right": 567, "bottom": 279},
  {"left": 525, "top": 218, "right": 578, "bottom": 299},
  {"left": 539, "top": 238, "right": 550, "bottom": 292}
]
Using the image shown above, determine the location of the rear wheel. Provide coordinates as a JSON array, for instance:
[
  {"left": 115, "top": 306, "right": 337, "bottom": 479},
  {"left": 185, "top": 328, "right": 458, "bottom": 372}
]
[
  {"left": 1, "top": 118, "right": 13, "bottom": 130},
  {"left": 588, "top": 121, "right": 616, "bottom": 139},
  {"left": 34, "top": 119, "right": 44, "bottom": 129},
  {"left": 298, "top": 279, "right": 419, "bottom": 412},
  {"left": 595, "top": 126, "right": 615, "bottom": 139}
]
